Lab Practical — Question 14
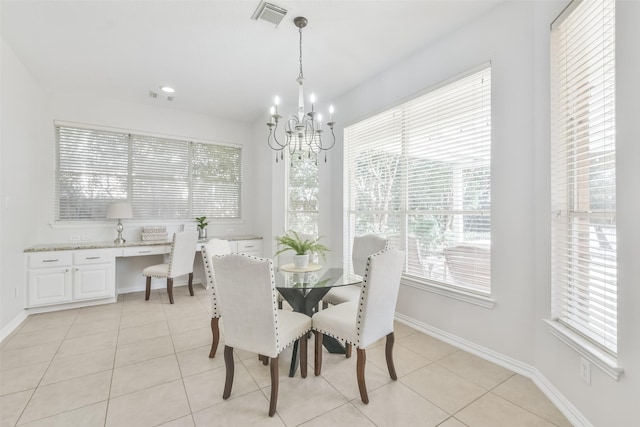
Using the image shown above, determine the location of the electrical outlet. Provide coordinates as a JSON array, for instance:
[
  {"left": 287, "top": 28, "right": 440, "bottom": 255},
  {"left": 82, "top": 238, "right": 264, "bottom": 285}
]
[
  {"left": 70, "top": 234, "right": 81, "bottom": 241},
  {"left": 580, "top": 357, "right": 591, "bottom": 385}
]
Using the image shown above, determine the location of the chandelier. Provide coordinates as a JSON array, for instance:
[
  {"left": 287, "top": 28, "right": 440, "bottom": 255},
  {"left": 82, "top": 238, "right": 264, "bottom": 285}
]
[{"left": 267, "top": 16, "right": 336, "bottom": 164}]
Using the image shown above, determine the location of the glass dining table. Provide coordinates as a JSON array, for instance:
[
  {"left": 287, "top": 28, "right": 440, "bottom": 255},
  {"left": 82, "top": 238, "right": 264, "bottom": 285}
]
[{"left": 275, "top": 266, "right": 362, "bottom": 377}]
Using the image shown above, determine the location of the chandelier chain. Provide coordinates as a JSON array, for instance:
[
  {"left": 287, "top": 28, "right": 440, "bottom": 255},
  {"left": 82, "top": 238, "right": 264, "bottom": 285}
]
[{"left": 298, "top": 26, "right": 304, "bottom": 80}]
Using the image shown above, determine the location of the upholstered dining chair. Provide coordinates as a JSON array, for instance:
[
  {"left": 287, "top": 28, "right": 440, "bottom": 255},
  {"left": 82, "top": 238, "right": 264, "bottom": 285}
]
[
  {"left": 201, "top": 238, "right": 232, "bottom": 358},
  {"left": 143, "top": 230, "right": 199, "bottom": 304},
  {"left": 212, "top": 253, "right": 312, "bottom": 416},
  {"left": 312, "top": 248, "right": 405, "bottom": 404},
  {"left": 322, "top": 234, "right": 388, "bottom": 308}
]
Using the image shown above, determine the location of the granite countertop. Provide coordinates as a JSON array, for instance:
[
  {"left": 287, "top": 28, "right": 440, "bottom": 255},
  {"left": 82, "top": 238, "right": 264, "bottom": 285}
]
[{"left": 25, "top": 235, "right": 262, "bottom": 253}]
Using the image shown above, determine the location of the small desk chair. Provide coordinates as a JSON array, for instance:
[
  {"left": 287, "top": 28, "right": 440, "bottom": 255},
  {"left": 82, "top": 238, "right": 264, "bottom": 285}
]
[{"left": 143, "top": 230, "right": 199, "bottom": 304}]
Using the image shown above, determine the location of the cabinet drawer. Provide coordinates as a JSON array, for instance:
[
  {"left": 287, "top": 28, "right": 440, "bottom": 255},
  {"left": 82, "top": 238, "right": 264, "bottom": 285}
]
[
  {"left": 28, "top": 252, "right": 72, "bottom": 268},
  {"left": 73, "top": 250, "right": 114, "bottom": 265},
  {"left": 122, "top": 245, "right": 170, "bottom": 257},
  {"left": 237, "top": 240, "right": 262, "bottom": 253}
]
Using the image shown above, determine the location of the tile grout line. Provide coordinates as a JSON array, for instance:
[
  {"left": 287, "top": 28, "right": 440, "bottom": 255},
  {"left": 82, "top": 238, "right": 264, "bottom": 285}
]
[
  {"left": 103, "top": 293, "right": 125, "bottom": 427},
  {"left": 10, "top": 308, "right": 81, "bottom": 426}
]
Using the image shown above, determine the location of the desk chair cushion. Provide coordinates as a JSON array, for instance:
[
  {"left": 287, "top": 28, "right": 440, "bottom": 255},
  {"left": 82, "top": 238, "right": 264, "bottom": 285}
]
[{"left": 142, "top": 263, "right": 169, "bottom": 278}]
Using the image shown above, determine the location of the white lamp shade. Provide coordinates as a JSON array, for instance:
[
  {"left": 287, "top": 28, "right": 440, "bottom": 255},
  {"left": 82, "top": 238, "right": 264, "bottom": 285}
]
[{"left": 107, "top": 202, "right": 133, "bottom": 219}]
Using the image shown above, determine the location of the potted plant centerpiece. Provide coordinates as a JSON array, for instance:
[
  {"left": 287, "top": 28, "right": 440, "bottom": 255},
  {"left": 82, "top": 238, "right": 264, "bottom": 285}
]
[
  {"left": 274, "top": 230, "right": 329, "bottom": 269},
  {"left": 195, "top": 216, "right": 209, "bottom": 240}
]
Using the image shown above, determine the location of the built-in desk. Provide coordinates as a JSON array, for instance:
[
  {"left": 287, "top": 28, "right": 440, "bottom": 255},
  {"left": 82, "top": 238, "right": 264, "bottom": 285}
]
[{"left": 24, "top": 236, "right": 262, "bottom": 312}]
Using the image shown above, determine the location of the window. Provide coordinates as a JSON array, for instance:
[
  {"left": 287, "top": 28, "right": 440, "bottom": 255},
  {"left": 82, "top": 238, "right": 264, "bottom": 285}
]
[
  {"left": 56, "top": 123, "right": 242, "bottom": 221},
  {"left": 551, "top": 0, "right": 617, "bottom": 354},
  {"left": 344, "top": 66, "right": 491, "bottom": 295},
  {"left": 287, "top": 155, "right": 319, "bottom": 237}
]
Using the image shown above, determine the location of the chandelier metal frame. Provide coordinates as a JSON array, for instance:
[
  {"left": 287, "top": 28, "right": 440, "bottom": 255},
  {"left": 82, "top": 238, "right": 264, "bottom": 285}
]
[{"left": 266, "top": 16, "right": 336, "bottom": 164}]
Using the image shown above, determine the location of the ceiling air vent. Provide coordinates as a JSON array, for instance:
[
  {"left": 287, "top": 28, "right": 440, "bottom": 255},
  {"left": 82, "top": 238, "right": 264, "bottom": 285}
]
[{"left": 251, "top": 1, "right": 287, "bottom": 27}]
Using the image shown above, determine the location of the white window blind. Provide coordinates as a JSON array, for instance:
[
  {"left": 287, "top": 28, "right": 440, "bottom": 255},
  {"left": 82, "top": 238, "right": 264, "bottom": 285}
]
[
  {"left": 56, "top": 124, "right": 242, "bottom": 221},
  {"left": 287, "top": 155, "right": 319, "bottom": 236},
  {"left": 551, "top": 0, "right": 617, "bottom": 354},
  {"left": 344, "top": 66, "right": 491, "bottom": 294}
]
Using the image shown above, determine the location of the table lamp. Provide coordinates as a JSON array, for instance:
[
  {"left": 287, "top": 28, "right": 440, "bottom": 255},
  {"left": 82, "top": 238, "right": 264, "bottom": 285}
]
[{"left": 107, "top": 202, "right": 133, "bottom": 245}]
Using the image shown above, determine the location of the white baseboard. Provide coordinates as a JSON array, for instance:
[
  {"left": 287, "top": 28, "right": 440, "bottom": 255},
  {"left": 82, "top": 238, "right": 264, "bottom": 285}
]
[
  {"left": 0, "top": 310, "right": 28, "bottom": 343},
  {"left": 394, "top": 312, "right": 592, "bottom": 427}
]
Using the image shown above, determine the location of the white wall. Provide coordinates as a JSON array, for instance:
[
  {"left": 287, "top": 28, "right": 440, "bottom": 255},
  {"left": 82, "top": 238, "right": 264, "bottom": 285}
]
[
  {"left": 1, "top": 39, "right": 43, "bottom": 335},
  {"left": 533, "top": 2, "right": 640, "bottom": 426},
  {"left": 317, "top": 1, "right": 639, "bottom": 425},
  {"left": 35, "top": 92, "right": 256, "bottom": 244},
  {"left": 333, "top": 1, "right": 538, "bottom": 361},
  {"left": 0, "top": 38, "right": 261, "bottom": 334}
]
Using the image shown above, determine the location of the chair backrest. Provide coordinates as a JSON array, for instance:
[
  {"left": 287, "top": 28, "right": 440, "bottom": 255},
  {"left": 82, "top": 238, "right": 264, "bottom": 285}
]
[
  {"left": 352, "top": 234, "right": 388, "bottom": 276},
  {"left": 201, "top": 239, "right": 232, "bottom": 318},
  {"left": 212, "top": 254, "right": 281, "bottom": 358},
  {"left": 167, "top": 230, "right": 199, "bottom": 278},
  {"left": 357, "top": 248, "right": 405, "bottom": 348}
]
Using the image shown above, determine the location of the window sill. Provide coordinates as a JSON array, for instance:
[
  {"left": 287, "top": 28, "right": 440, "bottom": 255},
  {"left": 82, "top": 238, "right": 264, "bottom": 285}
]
[
  {"left": 401, "top": 275, "right": 496, "bottom": 309},
  {"left": 544, "top": 319, "right": 623, "bottom": 380},
  {"left": 49, "top": 218, "right": 245, "bottom": 229}
]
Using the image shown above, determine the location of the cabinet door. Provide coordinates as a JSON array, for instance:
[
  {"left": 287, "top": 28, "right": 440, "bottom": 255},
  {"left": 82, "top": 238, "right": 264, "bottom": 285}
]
[
  {"left": 27, "top": 267, "right": 72, "bottom": 307},
  {"left": 73, "top": 263, "right": 115, "bottom": 300}
]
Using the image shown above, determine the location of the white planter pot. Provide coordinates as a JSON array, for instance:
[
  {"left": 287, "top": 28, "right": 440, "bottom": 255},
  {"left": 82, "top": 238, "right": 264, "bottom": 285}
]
[{"left": 293, "top": 254, "right": 309, "bottom": 269}]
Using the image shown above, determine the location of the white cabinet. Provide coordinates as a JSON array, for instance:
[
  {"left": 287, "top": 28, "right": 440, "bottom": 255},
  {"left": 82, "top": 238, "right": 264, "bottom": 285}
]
[
  {"left": 72, "top": 250, "right": 115, "bottom": 301},
  {"left": 232, "top": 239, "right": 263, "bottom": 257},
  {"left": 26, "top": 249, "right": 116, "bottom": 308}
]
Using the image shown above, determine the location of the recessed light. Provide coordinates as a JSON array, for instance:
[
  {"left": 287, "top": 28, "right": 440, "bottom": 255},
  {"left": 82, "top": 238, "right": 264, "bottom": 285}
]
[{"left": 160, "top": 86, "right": 175, "bottom": 93}]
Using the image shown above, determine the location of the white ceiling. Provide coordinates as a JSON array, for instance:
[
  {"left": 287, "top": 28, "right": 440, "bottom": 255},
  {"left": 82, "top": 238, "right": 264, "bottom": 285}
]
[{"left": 1, "top": 0, "right": 504, "bottom": 123}]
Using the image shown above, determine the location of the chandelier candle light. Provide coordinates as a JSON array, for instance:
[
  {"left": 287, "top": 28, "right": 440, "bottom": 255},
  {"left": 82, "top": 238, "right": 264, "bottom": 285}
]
[{"left": 267, "top": 16, "right": 336, "bottom": 164}]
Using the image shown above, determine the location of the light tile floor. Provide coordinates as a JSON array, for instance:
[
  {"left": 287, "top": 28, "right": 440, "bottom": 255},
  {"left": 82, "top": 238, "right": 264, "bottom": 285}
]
[{"left": 0, "top": 285, "right": 572, "bottom": 427}]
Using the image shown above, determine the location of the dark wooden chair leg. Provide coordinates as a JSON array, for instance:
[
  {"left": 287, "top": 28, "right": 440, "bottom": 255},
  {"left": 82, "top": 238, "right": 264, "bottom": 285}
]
[
  {"left": 322, "top": 301, "right": 328, "bottom": 309},
  {"left": 167, "top": 278, "right": 174, "bottom": 304},
  {"left": 385, "top": 332, "right": 397, "bottom": 380},
  {"left": 223, "top": 345, "right": 234, "bottom": 399},
  {"left": 314, "top": 331, "right": 323, "bottom": 376},
  {"left": 209, "top": 317, "right": 220, "bottom": 358},
  {"left": 278, "top": 300, "right": 283, "bottom": 309},
  {"left": 268, "top": 356, "right": 279, "bottom": 417},
  {"left": 356, "top": 348, "right": 369, "bottom": 404},
  {"left": 145, "top": 276, "right": 151, "bottom": 300},
  {"left": 345, "top": 343, "right": 352, "bottom": 358},
  {"left": 188, "top": 272, "right": 194, "bottom": 296},
  {"left": 258, "top": 355, "right": 269, "bottom": 365},
  {"left": 300, "top": 333, "right": 308, "bottom": 378}
]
